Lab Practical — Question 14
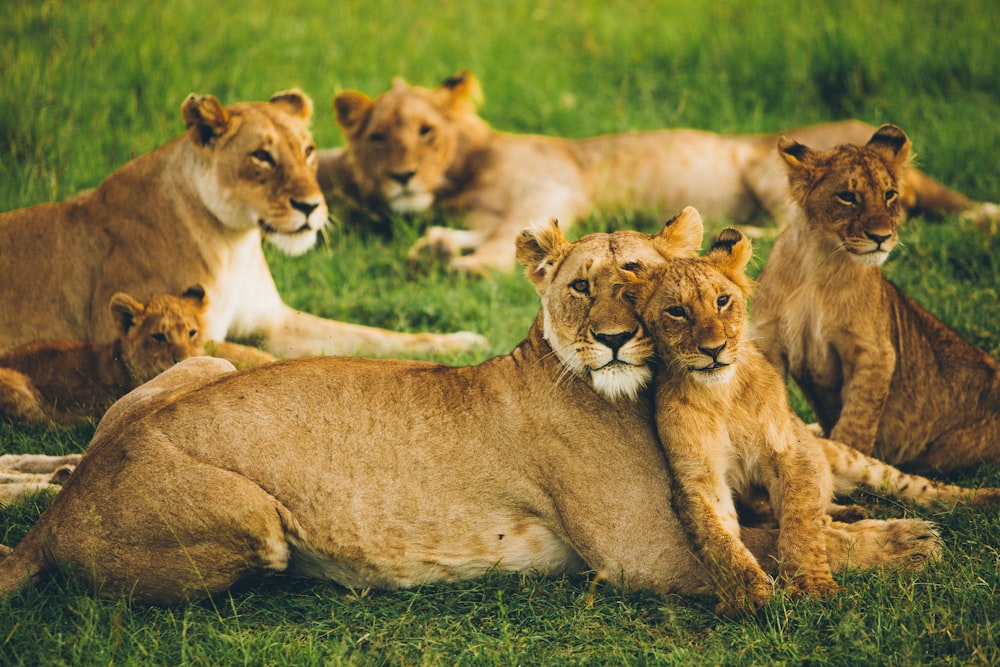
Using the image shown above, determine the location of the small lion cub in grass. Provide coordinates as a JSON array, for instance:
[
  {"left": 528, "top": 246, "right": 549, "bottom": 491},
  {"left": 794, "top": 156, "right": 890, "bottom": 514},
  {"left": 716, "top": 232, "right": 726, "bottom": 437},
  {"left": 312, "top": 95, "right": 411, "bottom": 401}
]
[
  {"left": 626, "top": 213, "right": 839, "bottom": 617},
  {"left": 0, "top": 286, "right": 210, "bottom": 425}
]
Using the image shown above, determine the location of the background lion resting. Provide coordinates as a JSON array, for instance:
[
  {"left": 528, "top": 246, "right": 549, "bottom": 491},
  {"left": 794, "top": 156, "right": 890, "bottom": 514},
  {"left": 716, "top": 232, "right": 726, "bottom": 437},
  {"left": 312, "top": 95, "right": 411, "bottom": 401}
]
[
  {"left": 0, "top": 216, "right": 939, "bottom": 606},
  {"left": 752, "top": 124, "right": 1000, "bottom": 473},
  {"left": 0, "top": 286, "right": 210, "bottom": 425},
  {"left": 319, "top": 70, "right": 998, "bottom": 274},
  {"left": 0, "top": 90, "right": 486, "bottom": 359}
]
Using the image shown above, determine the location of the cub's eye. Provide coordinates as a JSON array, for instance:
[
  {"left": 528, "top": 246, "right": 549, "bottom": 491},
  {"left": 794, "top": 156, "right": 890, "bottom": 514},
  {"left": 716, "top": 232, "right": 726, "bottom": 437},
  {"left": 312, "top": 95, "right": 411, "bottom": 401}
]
[
  {"left": 189, "top": 330, "right": 198, "bottom": 339},
  {"left": 884, "top": 189, "right": 898, "bottom": 204},
  {"left": 835, "top": 191, "right": 857, "bottom": 205},
  {"left": 666, "top": 305, "right": 687, "bottom": 319},
  {"left": 717, "top": 294, "right": 731, "bottom": 310},
  {"left": 250, "top": 149, "right": 276, "bottom": 167},
  {"left": 152, "top": 333, "right": 167, "bottom": 343},
  {"left": 570, "top": 279, "right": 590, "bottom": 295},
  {"left": 304, "top": 144, "right": 316, "bottom": 158},
  {"left": 368, "top": 132, "right": 386, "bottom": 143},
  {"left": 419, "top": 124, "right": 434, "bottom": 138},
  {"left": 621, "top": 261, "right": 640, "bottom": 273}
]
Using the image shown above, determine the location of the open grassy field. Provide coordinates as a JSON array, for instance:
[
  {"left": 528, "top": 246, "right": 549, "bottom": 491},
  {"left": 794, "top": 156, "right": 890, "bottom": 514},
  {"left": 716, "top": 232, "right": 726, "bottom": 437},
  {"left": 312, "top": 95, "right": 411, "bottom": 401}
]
[{"left": 2, "top": 0, "right": 999, "bottom": 664}]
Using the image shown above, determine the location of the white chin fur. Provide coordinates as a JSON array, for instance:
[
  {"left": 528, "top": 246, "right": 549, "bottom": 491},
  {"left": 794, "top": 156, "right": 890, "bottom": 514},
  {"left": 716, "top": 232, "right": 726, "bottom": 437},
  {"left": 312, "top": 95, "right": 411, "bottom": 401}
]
[
  {"left": 852, "top": 250, "right": 890, "bottom": 267},
  {"left": 691, "top": 365, "right": 736, "bottom": 386},
  {"left": 388, "top": 192, "right": 434, "bottom": 213},
  {"left": 264, "top": 228, "right": 320, "bottom": 256},
  {"left": 592, "top": 364, "right": 652, "bottom": 401}
]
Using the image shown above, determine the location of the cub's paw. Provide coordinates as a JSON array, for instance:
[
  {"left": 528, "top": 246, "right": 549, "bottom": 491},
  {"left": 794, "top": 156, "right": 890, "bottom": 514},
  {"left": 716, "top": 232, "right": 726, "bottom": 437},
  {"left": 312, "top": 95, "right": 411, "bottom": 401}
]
[
  {"left": 713, "top": 568, "right": 774, "bottom": 618},
  {"left": 784, "top": 570, "right": 842, "bottom": 599},
  {"left": 826, "top": 518, "right": 941, "bottom": 572}
]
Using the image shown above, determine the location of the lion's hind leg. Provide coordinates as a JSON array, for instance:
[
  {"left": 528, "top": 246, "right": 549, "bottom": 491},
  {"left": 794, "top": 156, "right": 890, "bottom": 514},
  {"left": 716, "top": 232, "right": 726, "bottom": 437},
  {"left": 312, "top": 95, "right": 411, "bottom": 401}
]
[
  {"left": 823, "top": 518, "right": 941, "bottom": 572},
  {"left": 0, "top": 367, "right": 49, "bottom": 424}
]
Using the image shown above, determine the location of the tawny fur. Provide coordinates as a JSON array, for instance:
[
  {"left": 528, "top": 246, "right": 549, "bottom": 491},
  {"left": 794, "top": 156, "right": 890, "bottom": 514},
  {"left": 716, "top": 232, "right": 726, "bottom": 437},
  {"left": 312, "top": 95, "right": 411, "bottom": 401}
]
[
  {"left": 0, "top": 90, "right": 485, "bottom": 359},
  {"left": 752, "top": 125, "right": 1000, "bottom": 473},
  {"left": 0, "top": 287, "right": 208, "bottom": 425},
  {"left": 318, "top": 70, "right": 998, "bottom": 274},
  {"left": 0, "top": 217, "right": 940, "bottom": 606}
]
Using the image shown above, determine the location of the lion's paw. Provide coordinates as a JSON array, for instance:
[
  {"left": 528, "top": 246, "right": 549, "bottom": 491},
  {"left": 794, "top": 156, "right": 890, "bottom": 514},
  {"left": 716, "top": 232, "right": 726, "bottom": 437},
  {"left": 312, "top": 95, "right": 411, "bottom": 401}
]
[{"left": 827, "top": 518, "right": 941, "bottom": 572}]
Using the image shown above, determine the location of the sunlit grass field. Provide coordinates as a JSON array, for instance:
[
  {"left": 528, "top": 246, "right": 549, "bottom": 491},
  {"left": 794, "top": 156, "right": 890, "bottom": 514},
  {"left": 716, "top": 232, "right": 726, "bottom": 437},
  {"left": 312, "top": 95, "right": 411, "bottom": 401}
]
[{"left": 2, "top": 1, "right": 999, "bottom": 664}]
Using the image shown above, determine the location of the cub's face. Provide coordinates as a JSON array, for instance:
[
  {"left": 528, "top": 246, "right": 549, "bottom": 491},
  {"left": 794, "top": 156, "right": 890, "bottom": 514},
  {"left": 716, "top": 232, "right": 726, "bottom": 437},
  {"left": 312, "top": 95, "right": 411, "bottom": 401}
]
[
  {"left": 516, "top": 208, "right": 706, "bottom": 401},
  {"left": 636, "top": 259, "right": 746, "bottom": 386},
  {"left": 112, "top": 287, "right": 208, "bottom": 383},
  {"left": 780, "top": 124, "right": 910, "bottom": 267},
  {"left": 183, "top": 91, "right": 329, "bottom": 256}
]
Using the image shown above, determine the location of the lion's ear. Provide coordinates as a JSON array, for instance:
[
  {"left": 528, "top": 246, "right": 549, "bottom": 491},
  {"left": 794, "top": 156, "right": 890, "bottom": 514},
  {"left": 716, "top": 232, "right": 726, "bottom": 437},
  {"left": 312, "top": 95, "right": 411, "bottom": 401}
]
[
  {"left": 333, "top": 91, "right": 372, "bottom": 136},
  {"left": 180, "top": 284, "right": 208, "bottom": 311},
  {"left": 651, "top": 206, "right": 703, "bottom": 259},
  {"left": 777, "top": 135, "right": 815, "bottom": 170},
  {"left": 109, "top": 292, "right": 145, "bottom": 336},
  {"left": 270, "top": 89, "right": 313, "bottom": 120},
  {"left": 437, "top": 69, "right": 483, "bottom": 112},
  {"left": 181, "top": 94, "right": 230, "bottom": 147},
  {"left": 706, "top": 228, "right": 753, "bottom": 292},
  {"left": 516, "top": 218, "right": 569, "bottom": 290},
  {"left": 867, "top": 124, "right": 911, "bottom": 171}
]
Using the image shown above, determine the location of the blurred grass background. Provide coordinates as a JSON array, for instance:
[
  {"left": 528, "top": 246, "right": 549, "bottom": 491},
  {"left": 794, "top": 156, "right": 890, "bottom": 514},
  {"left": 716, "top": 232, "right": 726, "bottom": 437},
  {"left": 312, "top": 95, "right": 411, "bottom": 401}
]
[{"left": 2, "top": 0, "right": 999, "bottom": 664}]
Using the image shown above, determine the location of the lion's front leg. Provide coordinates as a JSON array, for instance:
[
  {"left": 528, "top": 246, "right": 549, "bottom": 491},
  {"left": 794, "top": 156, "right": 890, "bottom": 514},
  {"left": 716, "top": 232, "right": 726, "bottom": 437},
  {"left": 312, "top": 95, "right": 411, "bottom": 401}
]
[
  {"left": 765, "top": 447, "right": 841, "bottom": 600},
  {"left": 406, "top": 226, "right": 485, "bottom": 271},
  {"left": 829, "top": 338, "right": 895, "bottom": 456}
]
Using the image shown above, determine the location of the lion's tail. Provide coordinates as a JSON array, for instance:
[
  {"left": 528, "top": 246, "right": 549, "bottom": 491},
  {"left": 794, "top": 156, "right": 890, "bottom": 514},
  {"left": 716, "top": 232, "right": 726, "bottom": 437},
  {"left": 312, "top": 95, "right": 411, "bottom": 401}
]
[
  {"left": 0, "top": 526, "right": 50, "bottom": 599},
  {"left": 819, "top": 437, "right": 1000, "bottom": 508}
]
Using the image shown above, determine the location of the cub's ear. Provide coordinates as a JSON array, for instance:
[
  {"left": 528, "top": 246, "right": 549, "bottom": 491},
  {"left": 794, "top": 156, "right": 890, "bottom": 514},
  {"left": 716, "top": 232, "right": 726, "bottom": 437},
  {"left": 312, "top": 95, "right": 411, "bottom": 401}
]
[
  {"left": 516, "top": 218, "right": 569, "bottom": 290},
  {"left": 706, "top": 227, "right": 753, "bottom": 292},
  {"left": 180, "top": 284, "right": 208, "bottom": 310},
  {"left": 270, "top": 89, "right": 313, "bottom": 120},
  {"left": 777, "top": 135, "right": 815, "bottom": 170},
  {"left": 651, "top": 206, "right": 704, "bottom": 259},
  {"left": 436, "top": 69, "right": 483, "bottom": 112},
  {"left": 333, "top": 91, "right": 372, "bottom": 135},
  {"left": 182, "top": 94, "right": 230, "bottom": 147},
  {"left": 109, "top": 293, "right": 146, "bottom": 336},
  {"left": 867, "top": 124, "right": 911, "bottom": 171}
]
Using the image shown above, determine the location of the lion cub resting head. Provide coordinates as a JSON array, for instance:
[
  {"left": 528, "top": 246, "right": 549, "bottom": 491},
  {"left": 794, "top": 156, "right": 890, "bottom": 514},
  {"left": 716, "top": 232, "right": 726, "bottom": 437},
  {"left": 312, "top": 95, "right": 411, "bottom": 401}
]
[
  {"left": 0, "top": 286, "right": 208, "bottom": 425},
  {"left": 752, "top": 124, "right": 1000, "bottom": 472},
  {"left": 625, "top": 216, "right": 840, "bottom": 616}
]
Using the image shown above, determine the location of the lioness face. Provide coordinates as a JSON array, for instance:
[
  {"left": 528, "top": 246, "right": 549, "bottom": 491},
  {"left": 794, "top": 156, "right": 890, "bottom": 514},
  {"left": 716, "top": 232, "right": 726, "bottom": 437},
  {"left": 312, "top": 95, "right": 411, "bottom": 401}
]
[
  {"left": 335, "top": 74, "right": 485, "bottom": 214},
  {"left": 780, "top": 125, "right": 910, "bottom": 268},
  {"left": 183, "top": 91, "right": 329, "bottom": 256},
  {"left": 112, "top": 287, "right": 208, "bottom": 383},
  {"left": 517, "top": 211, "right": 706, "bottom": 401}
]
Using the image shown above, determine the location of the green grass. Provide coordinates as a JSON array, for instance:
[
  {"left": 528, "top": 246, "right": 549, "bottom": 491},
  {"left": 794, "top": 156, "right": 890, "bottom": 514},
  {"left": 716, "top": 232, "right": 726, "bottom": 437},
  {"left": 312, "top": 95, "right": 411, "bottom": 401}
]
[{"left": 2, "top": 0, "right": 1000, "bottom": 664}]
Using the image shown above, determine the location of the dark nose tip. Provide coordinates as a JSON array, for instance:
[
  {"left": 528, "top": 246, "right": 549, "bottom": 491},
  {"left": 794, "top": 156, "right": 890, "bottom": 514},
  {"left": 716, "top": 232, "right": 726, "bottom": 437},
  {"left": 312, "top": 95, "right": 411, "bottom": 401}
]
[
  {"left": 866, "top": 231, "right": 892, "bottom": 245},
  {"left": 593, "top": 329, "right": 635, "bottom": 354},
  {"left": 291, "top": 199, "right": 319, "bottom": 217},
  {"left": 699, "top": 342, "right": 726, "bottom": 360},
  {"left": 389, "top": 170, "right": 416, "bottom": 186}
]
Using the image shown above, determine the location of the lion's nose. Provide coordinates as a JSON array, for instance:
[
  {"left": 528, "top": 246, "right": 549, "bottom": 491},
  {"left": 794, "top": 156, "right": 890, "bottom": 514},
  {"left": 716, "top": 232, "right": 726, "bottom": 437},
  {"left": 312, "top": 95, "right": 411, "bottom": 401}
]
[
  {"left": 593, "top": 329, "right": 635, "bottom": 354},
  {"left": 291, "top": 199, "right": 319, "bottom": 217},
  {"left": 699, "top": 342, "right": 726, "bottom": 360},
  {"left": 865, "top": 230, "right": 892, "bottom": 245},
  {"left": 389, "top": 170, "right": 416, "bottom": 186}
]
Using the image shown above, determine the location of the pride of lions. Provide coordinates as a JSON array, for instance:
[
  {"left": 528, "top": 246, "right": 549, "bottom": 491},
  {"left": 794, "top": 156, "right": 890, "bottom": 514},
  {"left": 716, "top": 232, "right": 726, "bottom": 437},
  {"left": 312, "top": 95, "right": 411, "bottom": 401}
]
[{"left": 1, "top": 71, "right": 998, "bottom": 617}]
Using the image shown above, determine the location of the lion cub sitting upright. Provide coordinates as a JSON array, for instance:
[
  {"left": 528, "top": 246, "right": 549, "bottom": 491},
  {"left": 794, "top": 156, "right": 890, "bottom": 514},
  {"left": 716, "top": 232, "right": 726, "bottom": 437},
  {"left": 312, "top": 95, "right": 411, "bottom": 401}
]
[
  {"left": 751, "top": 124, "right": 1000, "bottom": 473},
  {"left": 627, "top": 219, "right": 839, "bottom": 617},
  {"left": 0, "top": 286, "right": 210, "bottom": 424}
]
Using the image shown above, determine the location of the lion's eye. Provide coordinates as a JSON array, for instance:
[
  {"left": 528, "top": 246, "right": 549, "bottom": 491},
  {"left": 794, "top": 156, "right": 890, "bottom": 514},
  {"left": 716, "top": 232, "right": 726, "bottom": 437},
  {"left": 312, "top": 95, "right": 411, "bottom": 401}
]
[
  {"left": 836, "top": 191, "right": 857, "bottom": 205},
  {"left": 621, "top": 261, "right": 640, "bottom": 273},
  {"left": 152, "top": 333, "right": 167, "bottom": 343},
  {"left": 885, "top": 189, "right": 898, "bottom": 204},
  {"left": 189, "top": 330, "right": 198, "bottom": 339},
  {"left": 570, "top": 279, "right": 590, "bottom": 295},
  {"left": 304, "top": 144, "right": 316, "bottom": 158},
  {"left": 251, "top": 149, "right": 276, "bottom": 167},
  {"left": 666, "top": 305, "right": 687, "bottom": 319},
  {"left": 419, "top": 124, "right": 434, "bottom": 138},
  {"left": 717, "top": 294, "right": 731, "bottom": 310},
  {"left": 368, "top": 132, "right": 386, "bottom": 143}
]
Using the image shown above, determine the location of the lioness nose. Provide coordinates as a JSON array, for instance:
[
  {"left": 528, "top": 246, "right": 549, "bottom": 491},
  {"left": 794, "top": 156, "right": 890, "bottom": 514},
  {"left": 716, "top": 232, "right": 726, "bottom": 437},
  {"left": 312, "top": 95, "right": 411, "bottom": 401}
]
[
  {"left": 593, "top": 329, "right": 635, "bottom": 353},
  {"left": 865, "top": 230, "right": 892, "bottom": 245},
  {"left": 291, "top": 199, "right": 319, "bottom": 217},
  {"left": 389, "top": 170, "right": 416, "bottom": 186}
]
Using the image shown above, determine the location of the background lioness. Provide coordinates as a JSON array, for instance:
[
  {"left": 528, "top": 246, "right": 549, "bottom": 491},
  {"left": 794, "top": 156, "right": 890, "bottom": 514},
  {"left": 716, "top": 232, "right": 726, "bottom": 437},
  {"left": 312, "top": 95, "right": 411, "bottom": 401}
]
[
  {"left": 0, "top": 90, "right": 486, "bottom": 359},
  {"left": 0, "top": 216, "right": 939, "bottom": 606},
  {"left": 0, "top": 286, "right": 208, "bottom": 425},
  {"left": 319, "top": 70, "right": 998, "bottom": 274},
  {"left": 752, "top": 125, "right": 1000, "bottom": 473}
]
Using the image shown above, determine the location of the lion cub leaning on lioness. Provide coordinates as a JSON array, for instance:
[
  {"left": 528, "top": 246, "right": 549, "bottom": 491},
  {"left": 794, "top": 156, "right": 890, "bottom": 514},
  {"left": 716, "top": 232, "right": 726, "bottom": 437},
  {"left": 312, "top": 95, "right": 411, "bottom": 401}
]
[
  {"left": 626, "top": 222, "right": 839, "bottom": 616},
  {"left": 752, "top": 124, "right": 1000, "bottom": 473},
  {"left": 0, "top": 285, "right": 262, "bottom": 425}
]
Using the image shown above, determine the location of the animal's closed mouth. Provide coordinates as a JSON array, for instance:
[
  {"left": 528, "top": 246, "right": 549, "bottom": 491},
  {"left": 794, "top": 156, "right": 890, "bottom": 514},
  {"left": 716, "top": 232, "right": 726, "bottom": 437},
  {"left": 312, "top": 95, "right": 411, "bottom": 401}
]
[
  {"left": 259, "top": 220, "right": 312, "bottom": 235},
  {"left": 693, "top": 362, "right": 729, "bottom": 372}
]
